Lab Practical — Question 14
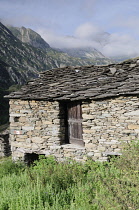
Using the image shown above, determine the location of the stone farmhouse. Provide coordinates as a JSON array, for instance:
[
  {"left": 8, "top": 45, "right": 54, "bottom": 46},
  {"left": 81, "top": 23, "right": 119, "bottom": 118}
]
[{"left": 6, "top": 58, "right": 139, "bottom": 162}]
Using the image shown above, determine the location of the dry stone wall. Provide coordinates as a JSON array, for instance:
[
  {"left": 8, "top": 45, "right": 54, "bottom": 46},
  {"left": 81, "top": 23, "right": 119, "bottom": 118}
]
[
  {"left": 9, "top": 96, "right": 139, "bottom": 162},
  {"left": 10, "top": 99, "right": 62, "bottom": 160},
  {"left": 82, "top": 96, "right": 139, "bottom": 161}
]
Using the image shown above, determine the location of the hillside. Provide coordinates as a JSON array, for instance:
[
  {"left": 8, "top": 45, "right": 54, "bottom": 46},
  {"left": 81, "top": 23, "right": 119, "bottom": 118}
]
[
  {"left": 0, "top": 59, "right": 27, "bottom": 89},
  {"left": 0, "top": 22, "right": 96, "bottom": 86},
  {"left": 7, "top": 25, "right": 50, "bottom": 50},
  {"left": 60, "top": 47, "right": 105, "bottom": 59},
  {"left": 7, "top": 25, "right": 113, "bottom": 66}
]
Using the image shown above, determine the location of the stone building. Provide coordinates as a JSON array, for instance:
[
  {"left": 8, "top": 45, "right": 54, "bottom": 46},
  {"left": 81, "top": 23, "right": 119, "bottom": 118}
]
[{"left": 6, "top": 58, "right": 139, "bottom": 162}]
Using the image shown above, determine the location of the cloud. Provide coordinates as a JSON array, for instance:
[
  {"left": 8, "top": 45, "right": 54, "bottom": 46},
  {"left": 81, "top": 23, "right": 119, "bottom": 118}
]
[
  {"left": 38, "top": 22, "right": 139, "bottom": 58},
  {"left": 75, "top": 23, "right": 103, "bottom": 40},
  {"left": 102, "top": 33, "right": 139, "bottom": 57},
  {"left": 37, "top": 23, "right": 107, "bottom": 50},
  {"left": 37, "top": 28, "right": 98, "bottom": 49},
  {"left": 1, "top": 0, "right": 139, "bottom": 59},
  {"left": 80, "top": 0, "right": 98, "bottom": 16}
]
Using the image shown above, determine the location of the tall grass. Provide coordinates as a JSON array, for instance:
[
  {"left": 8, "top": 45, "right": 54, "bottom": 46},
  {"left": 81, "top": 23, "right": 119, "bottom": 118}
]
[{"left": 0, "top": 142, "right": 139, "bottom": 209}]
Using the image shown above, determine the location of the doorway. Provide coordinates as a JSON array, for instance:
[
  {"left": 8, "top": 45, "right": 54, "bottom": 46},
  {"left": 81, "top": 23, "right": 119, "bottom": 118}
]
[{"left": 67, "top": 101, "right": 84, "bottom": 146}]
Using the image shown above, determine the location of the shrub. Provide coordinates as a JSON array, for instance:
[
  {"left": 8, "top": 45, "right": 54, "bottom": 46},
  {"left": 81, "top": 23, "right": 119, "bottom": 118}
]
[
  {"left": 0, "top": 142, "right": 139, "bottom": 209},
  {"left": 0, "top": 157, "right": 25, "bottom": 178}
]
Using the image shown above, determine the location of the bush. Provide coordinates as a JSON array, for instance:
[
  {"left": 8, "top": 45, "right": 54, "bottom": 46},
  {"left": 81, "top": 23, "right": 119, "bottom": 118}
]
[
  {"left": 0, "top": 143, "right": 139, "bottom": 209},
  {"left": 0, "top": 157, "right": 25, "bottom": 178}
]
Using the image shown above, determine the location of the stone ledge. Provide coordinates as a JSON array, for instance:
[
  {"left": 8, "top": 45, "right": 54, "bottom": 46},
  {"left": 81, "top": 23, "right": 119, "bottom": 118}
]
[
  {"left": 10, "top": 114, "right": 26, "bottom": 117},
  {"left": 102, "top": 152, "right": 122, "bottom": 157},
  {"left": 61, "top": 144, "right": 85, "bottom": 150}
]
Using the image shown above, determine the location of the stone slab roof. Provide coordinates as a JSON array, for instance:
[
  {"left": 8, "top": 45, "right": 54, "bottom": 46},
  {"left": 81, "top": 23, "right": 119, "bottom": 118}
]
[{"left": 6, "top": 58, "right": 139, "bottom": 101}]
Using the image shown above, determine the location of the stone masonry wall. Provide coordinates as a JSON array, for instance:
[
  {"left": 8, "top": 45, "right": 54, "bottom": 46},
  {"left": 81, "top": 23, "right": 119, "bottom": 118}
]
[
  {"left": 9, "top": 96, "right": 139, "bottom": 162},
  {"left": 10, "top": 99, "right": 62, "bottom": 160},
  {"left": 82, "top": 96, "right": 139, "bottom": 161}
]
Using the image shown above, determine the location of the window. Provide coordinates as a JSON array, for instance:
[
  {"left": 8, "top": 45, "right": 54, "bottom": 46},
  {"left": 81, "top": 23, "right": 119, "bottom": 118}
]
[{"left": 14, "top": 117, "right": 20, "bottom": 122}]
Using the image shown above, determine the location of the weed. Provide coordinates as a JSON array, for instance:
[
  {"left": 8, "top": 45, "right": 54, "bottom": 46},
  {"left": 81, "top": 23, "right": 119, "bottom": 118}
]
[{"left": 0, "top": 143, "right": 139, "bottom": 209}]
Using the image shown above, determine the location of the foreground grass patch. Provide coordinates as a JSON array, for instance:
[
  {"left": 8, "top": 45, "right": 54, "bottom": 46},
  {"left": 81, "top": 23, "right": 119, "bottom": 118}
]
[{"left": 0, "top": 142, "right": 139, "bottom": 209}]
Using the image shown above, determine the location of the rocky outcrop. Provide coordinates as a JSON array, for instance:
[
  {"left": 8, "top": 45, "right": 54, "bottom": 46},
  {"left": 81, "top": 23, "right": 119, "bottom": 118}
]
[
  {"left": 57, "top": 47, "right": 113, "bottom": 65},
  {"left": 7, "top": 26, "right": 50, "bottom": 50},
  {"left": 0, "top": 59, "right": 27, "bottom": 88},
  {"left": 60, "top": 47, "right": 105, "bottom": 59}
]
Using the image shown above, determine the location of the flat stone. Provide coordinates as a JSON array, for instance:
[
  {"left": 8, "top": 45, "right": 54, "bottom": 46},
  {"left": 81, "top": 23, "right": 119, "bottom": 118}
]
[
  {"left": 32, "top": 137, "right": 45, "bottom": 144},
  {"left": 20, "top": 110, "right": 32, "bottom": 114},
  {"left": 31, "top": 143, "right": 39, "bottom": 150},
  {"left": 130, "top": 64, "right": 136, "bottom": 67},
  {"left": 87, "top": 152, "right": 94, "bottom": 157},
  {"left": 125, "top": 110, "right": 139, "bottom": 116},
  {"left": 128, "top": 124, "right": 139, "bottom": 129},
  {"left": 16, "top": 138, "right": 25, "bottom": 142},
  {"left": 83, "top": 129, "right": 94, "bottom": 133},
  {"left": 109, "top": 67, "right": 117, "bottom": 74},
  {"left": 97, "top": 146, "right": 106, "bottom": 151},
  {"left": 94, "top": 153, "right": 102, "bottom": 157},
  {"left": 11, "top": 130, "right": 25, "bottom": 135},
  {"left": 11, "top": 142, "right": 31, "bottom": 148},
  {"left": 10, "top": 113, "right": 26, "bottom": 117},
  {"left": 22, "top": 126, "right": 34, "bottom": 131},
  {"left": 102, "top": 152, "right": 122, "bottom": 156},
  {"left": 102, "top": 113, "right": 111, "bottom": 117},
  {"left": 82, "top": 114, "right": 94, "bottom": 119},
  {"left": 43, "top": 121, "right": 52, "bottom": 125}
]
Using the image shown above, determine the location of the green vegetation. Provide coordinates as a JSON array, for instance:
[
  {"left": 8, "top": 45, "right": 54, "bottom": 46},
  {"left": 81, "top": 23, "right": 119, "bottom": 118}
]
[
  {"left": 7, "top": 84, "right": 21, "bottom": 93},
  {"left": 0, "top": 142, "right": 139, "bottom": 209}
]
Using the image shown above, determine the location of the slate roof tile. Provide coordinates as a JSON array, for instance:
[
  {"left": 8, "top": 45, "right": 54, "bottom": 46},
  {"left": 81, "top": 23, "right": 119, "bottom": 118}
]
[{"left": 6, "top": 58, "right": 139, "bottom": 101}]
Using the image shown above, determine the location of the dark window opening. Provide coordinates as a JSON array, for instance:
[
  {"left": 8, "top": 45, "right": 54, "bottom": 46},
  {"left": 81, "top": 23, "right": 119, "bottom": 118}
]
[
  {"left": 59, "top": 102, "right": 69, "bottom": 144},
  {"left": 14, "top": 117, "right": 20, "bottom": 122},
  {"left": 24, "top": 153, "right": 40, "bottom": 166},
  {"left": 107, "top": 155, "right": 120, "bottom": 162}
]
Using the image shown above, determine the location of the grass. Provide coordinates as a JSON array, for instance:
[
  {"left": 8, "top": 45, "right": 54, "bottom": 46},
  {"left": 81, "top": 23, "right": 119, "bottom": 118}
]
[{"left": 0, "top": 142, "right": 139, "bottom": 209}]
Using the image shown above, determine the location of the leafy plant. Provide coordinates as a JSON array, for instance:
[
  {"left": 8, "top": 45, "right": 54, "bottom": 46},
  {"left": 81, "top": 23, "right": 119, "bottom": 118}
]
[{"left": 0, "top": 142, "right": 139, "bottom": 209}]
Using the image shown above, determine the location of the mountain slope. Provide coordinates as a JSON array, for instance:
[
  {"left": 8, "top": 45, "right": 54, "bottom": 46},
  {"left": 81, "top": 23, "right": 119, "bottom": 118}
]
[
  {"left": 0, "top": 59, "right": 27, "bottom": 89},
  {"left": 59, "top": 46, "right": 113, "bottom": 65},
  {"left": 0, "top": 22, "right": 96, "bottom": 85},
  {"left": 0, "top": 58, "right": 27, "bottom": 125},
  {"left": 56, "top": 35, "right": 107, "bottom": 60},
  {"left": 60, "top": 47, "right": 105, "bottom": 59},
  {"left": 7, "top": 25, "right": 113, "bottom": 65},
  {"left": 7, "top": 25, "right": 50, "bottom": 50}
]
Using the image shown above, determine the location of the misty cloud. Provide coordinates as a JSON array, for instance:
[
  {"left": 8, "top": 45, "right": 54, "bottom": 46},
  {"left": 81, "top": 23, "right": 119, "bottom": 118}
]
[
  {"left": 102, "top": 33, "right": 139, "bottom": 57},
  {"left": 75, "top": 23, "right": 103, "bottom": 40},
  {"left": 1, "top": 0, "right": 139, "bottom": 59},
  {"left": 38, "top": 22, "right": 139, "bottom": 58},
  {"left": 37, "top": 28, "right": 99, "bottom": 49}
]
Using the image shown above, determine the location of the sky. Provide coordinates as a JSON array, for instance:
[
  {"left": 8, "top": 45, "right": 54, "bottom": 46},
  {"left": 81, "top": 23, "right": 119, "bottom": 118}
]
[{"left": 1, "top": 0, "right": 139, "bottom": 58}]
